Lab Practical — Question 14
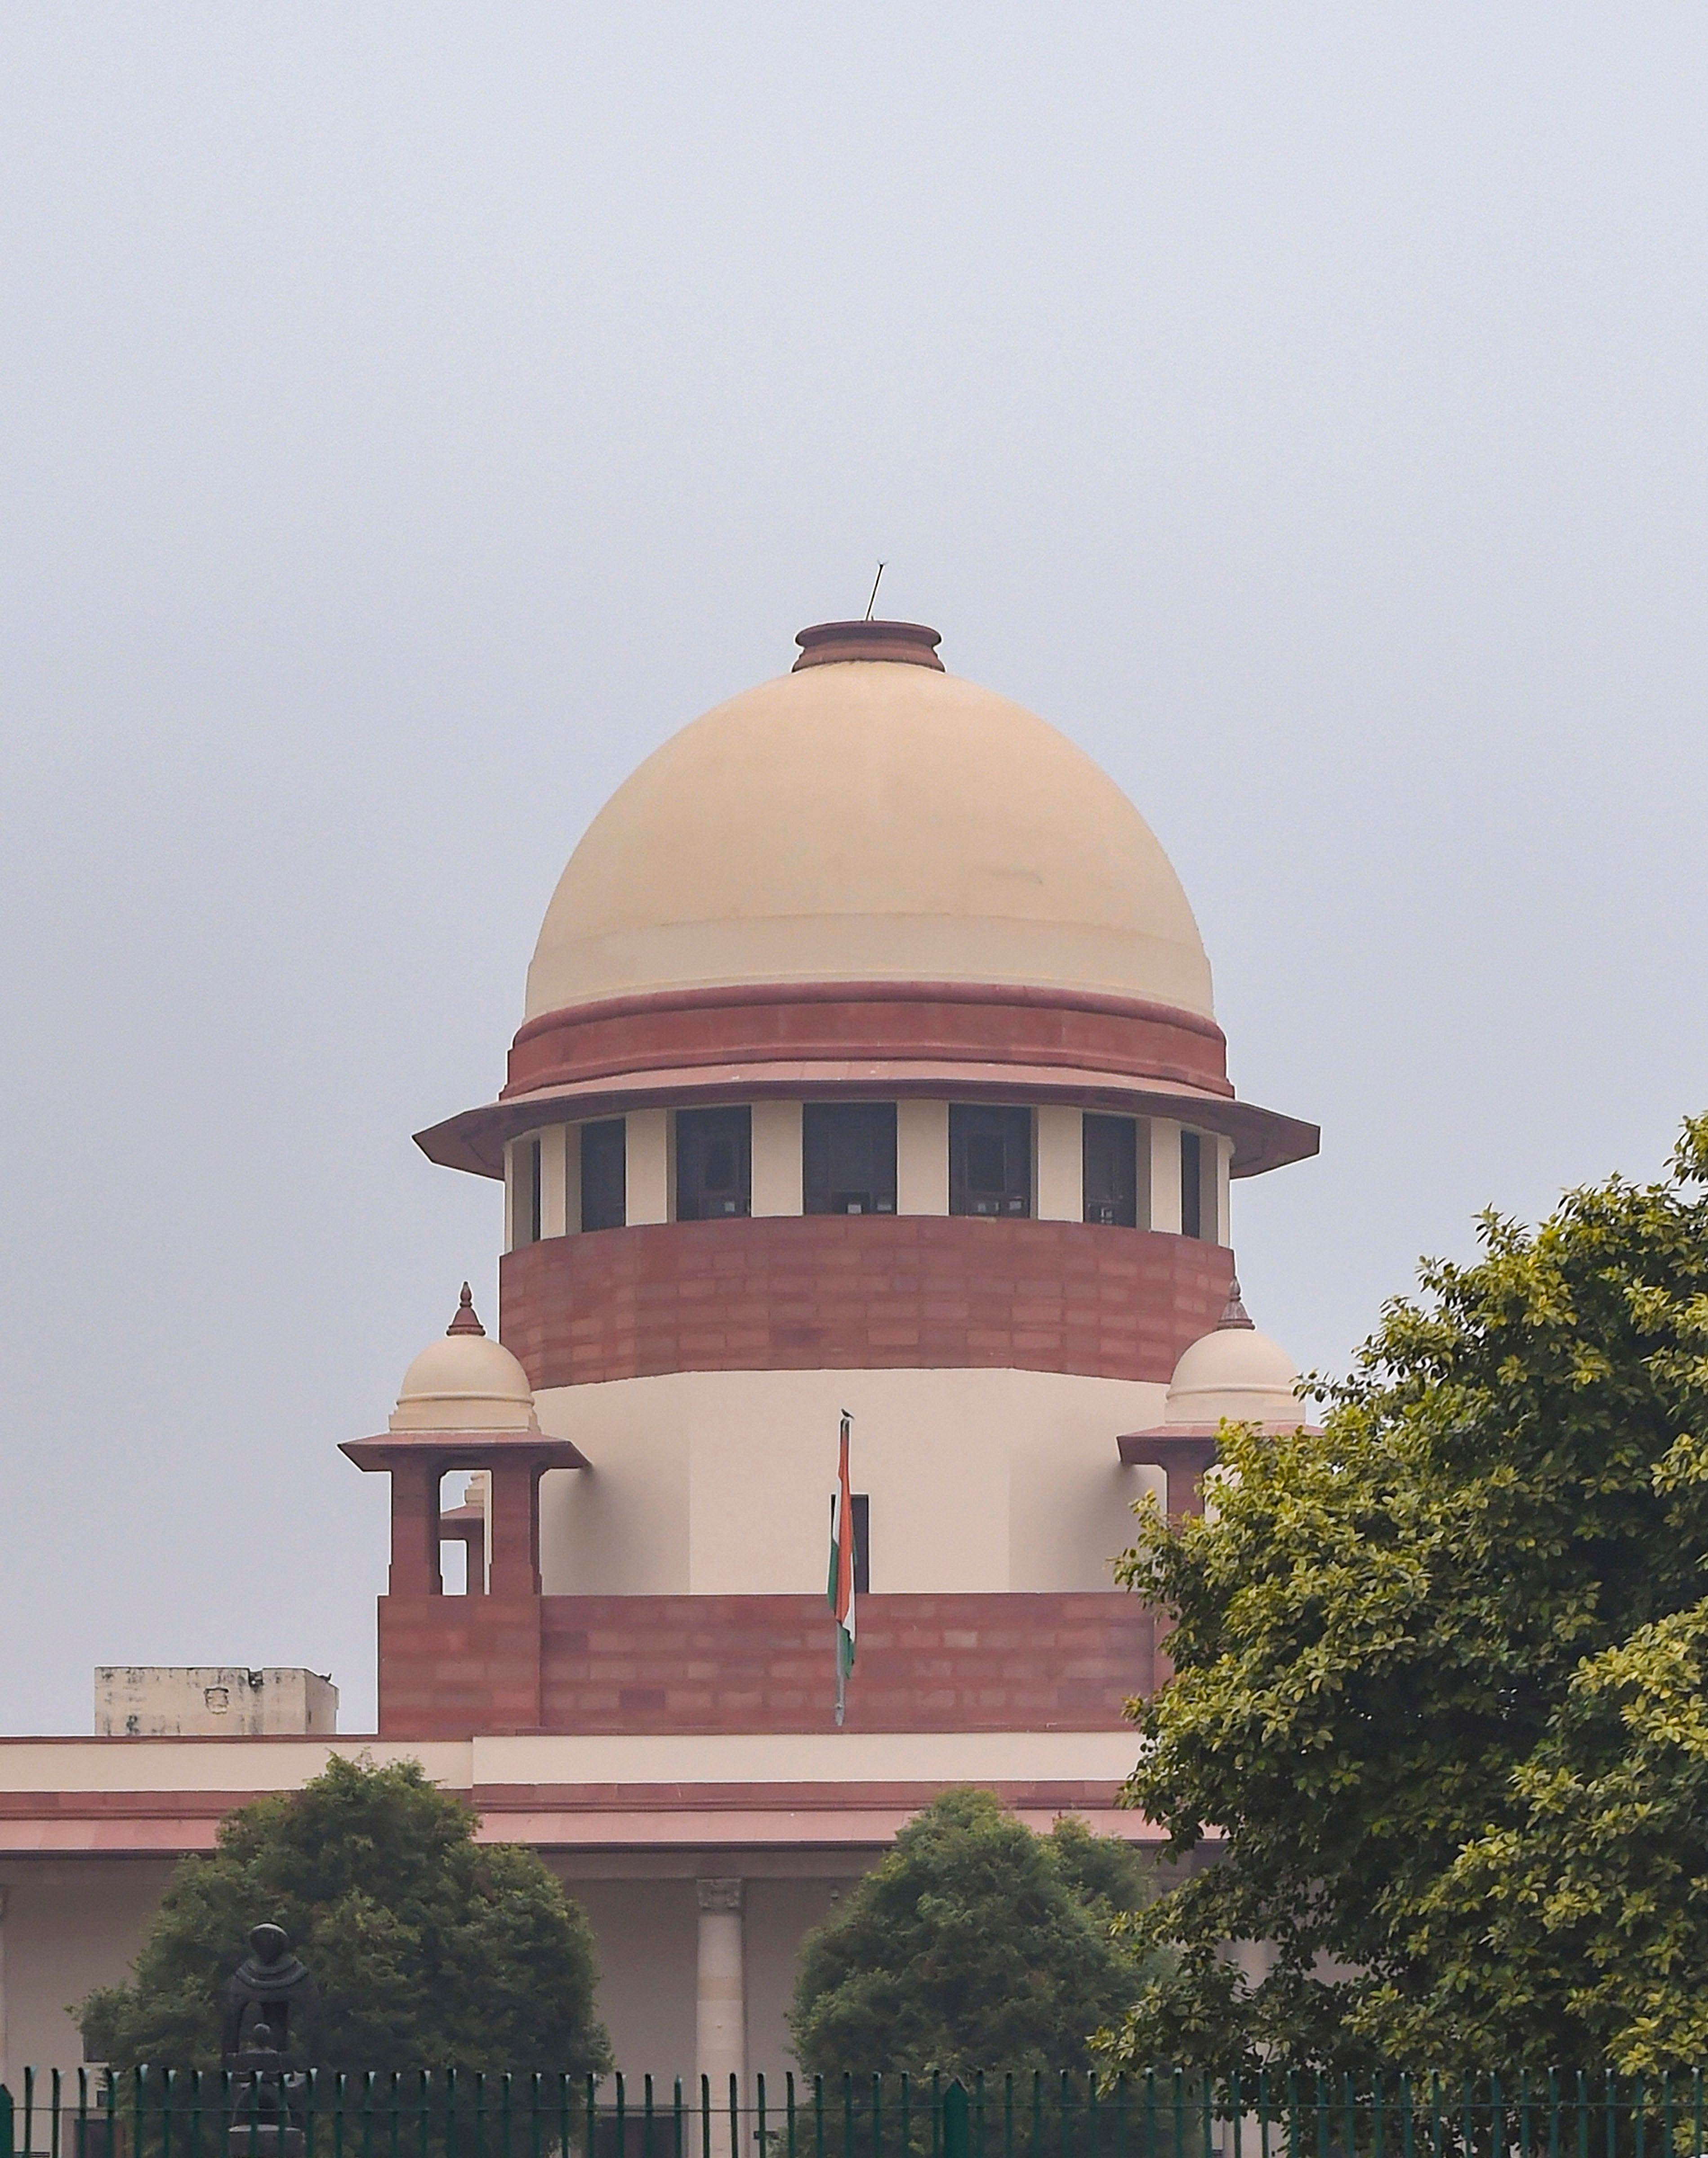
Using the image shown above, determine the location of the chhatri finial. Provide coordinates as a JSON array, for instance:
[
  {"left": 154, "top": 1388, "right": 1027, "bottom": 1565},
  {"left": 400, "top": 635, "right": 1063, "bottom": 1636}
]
[
  {"left": 1216, "top": 1277, "right": 1255, "bottom": 1331},
  {"left": 446, "top": 1282, "right": 486, "bottom": 1338}
]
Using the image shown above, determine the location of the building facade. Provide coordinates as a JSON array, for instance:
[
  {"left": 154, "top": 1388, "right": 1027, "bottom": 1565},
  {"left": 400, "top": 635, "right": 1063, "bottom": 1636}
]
[{"left": 0, "top": 617, "right": 1316, "bottom": 2081}]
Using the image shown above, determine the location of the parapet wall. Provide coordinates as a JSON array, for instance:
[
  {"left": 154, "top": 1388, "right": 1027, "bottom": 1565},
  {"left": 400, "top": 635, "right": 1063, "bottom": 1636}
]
[{"left": 377, "top": 1590, "right": 1153, "bottom": 1740}]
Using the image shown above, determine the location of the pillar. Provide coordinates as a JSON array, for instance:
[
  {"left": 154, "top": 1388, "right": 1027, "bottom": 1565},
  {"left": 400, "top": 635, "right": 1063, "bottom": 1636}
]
[
  {"left": 750, "top": 1101, "right": 803, "bottom": 1216},
  {"left": 388, "top": 1458, "right": 443, "bottom": 1596},
  {"left": 1034, "top": 1105, "right": 1082, "bottom": 1222},
  {"left": 563, "top": 1123, "right": 583, "bottom": 1236},
  {"left": 696, "top": 1877, "right": 745, "bottom": 2128},
  {"left": 539, "top": 1126, "right": 569, "bottom": 1239},
  {"left": 1159, "top": 1440, "right": 1218, "bottom": 1518},
  {"left": 627, "top": 1108, "right": 671, "bottom": 1224},
  {"left": 1148, "top": 1119, "right": 1183, "bottom": 1234},
  {"left": 896, "top": 1100, "right": 949, "bottom": 1214},
  {"left": 487, "top": 1460, "right": 542, "bottom": 1598}
]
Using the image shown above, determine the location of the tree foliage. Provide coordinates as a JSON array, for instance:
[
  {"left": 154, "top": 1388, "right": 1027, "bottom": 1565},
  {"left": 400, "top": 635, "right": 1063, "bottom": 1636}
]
[
  {"left": 1097, "top": 1116, "right": 1708, "bottom": 2077},
  {"left": 79, "top": 1755, "right": 611, "bottom": 2073},
  {"left": 789, "top": 1787, "right": 1159, "bottom": 2074}
]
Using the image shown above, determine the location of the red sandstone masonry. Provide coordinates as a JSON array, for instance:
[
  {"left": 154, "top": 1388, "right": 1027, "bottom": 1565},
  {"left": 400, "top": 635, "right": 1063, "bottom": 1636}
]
[
  {"left": 504, "top": 982, "right": 1232, "bottom": 1101},
  {"left": 377, "top": 1591, "right": 1154, "bottom": 1739},
  {"left": 501, "top": 1217, "right": 1232, "bottom": 1389}
]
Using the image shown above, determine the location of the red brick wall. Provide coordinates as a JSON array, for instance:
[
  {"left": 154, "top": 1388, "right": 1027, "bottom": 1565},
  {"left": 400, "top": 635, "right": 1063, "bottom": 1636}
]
[
  {"left": 377, "top": 1591, "right": 1154, "bottom": 1739},
  {"left": 501, "top": 1215, "right": 1233, "bottom": 1389},
  {"left": 505, "top": 981, "right": 1231, "bottom": 1099},
  {"left": 378, "top": 1594, "right": 544, "bottom": 1737}
]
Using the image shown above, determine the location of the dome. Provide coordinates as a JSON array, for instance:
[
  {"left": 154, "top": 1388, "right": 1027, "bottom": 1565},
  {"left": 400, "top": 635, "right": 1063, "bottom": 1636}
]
[
  {"left": 525, "top": 630, "right": 1213, "bottom": 1021},
  {"left": 1165, "top": 1282, "right": 1302, "bottom": 1427},
  {"left": 390, "top": 1286, "right": 540, "bottom": 1432}
]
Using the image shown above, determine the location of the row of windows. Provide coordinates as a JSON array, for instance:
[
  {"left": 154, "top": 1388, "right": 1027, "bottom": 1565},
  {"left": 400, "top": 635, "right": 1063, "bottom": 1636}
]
[{"left": 512, "top": 1103, "right": 1222, "bottom": 1244}]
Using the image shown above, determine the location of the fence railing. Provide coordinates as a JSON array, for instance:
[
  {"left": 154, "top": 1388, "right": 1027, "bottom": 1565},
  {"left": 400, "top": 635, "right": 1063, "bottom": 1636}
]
[{"left": 1, "top": 2069, "right": 1704, "bottom": 2158}]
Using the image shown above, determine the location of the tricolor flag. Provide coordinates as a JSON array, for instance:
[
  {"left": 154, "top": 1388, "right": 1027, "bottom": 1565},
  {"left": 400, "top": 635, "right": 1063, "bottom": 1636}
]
[{"left": 827, "top": 1411, "right": 856, "bottom": 1724}]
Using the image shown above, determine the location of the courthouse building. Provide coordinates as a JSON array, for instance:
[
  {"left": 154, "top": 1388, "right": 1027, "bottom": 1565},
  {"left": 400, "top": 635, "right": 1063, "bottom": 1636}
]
[{"left": 0, "top": 616, "right": 1315, "bottom": 2081}]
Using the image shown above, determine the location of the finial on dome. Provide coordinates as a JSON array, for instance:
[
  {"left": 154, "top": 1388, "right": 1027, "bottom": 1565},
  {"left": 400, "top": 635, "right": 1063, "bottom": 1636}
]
[
  {"left": 446, "top": 1283, "right": 486, "bottom": 1338},
  {"left": 793, "top": 620, "right": 945, "bottom": 672},
  {"left": 1216, "top": 1278, "right": 1255, "bottom": 1331}
]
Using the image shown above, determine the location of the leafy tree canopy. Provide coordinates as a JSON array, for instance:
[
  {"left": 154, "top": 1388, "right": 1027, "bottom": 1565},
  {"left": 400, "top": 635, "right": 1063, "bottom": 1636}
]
[
  {"left": 80, "top": 1754, "right": 611, "bottom": 2073},
  {"left": 1097, "top": 1117, "right": 1708, "bottom": 2079},
  {"left": 789, "top": 1786, "right": 1159, "bottom": 2075}
]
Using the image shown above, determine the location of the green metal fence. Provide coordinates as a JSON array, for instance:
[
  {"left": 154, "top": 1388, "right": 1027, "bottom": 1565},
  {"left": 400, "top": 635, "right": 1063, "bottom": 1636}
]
[{"left": 0, "top": 2069, "right": 1704, "bottom": 2158}]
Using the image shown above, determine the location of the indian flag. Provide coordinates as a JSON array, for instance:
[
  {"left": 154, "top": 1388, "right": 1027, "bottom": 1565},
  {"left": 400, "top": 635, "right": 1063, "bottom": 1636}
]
[{"left": 827, "top": 1411, "right": 856, "bottom": 1721}]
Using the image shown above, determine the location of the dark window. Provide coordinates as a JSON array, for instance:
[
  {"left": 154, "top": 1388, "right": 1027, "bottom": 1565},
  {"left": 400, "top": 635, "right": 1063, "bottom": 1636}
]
[
  {"left": 1180, "top": 1130, "right": 1204, "bottom": 1240},
  {"left": 832, "top": 1491, "right": 872, "bottom": 1595},
  {"left": 580, "top": 1119, "right": 626, "bottom": 1232},
  {"left": 949, "top": 1104, "right": 1032, "bottom": 1217},
  {"left": 513, "top": 1137, "right": 542, "bottom": 1246},
  {"left": 675, "top": 1106, "right": 751, "bottom": 1220},
  {"left": 804, "top": 1102, "right": 897, "bottom": 1215},
  {"left": 1084, "top": 1114, "right": 1138, "bottom": 1227}
]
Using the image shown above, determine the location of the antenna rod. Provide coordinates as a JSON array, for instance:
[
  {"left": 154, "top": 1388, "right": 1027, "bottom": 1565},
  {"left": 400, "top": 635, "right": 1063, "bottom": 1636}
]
[{"left": 864, "top": 562, "right": 887, "bottom": 621}]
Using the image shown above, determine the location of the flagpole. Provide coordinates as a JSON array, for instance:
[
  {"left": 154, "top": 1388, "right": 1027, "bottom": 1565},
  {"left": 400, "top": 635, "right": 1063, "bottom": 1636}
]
[{"left": 832, "top": 1410, "right": 853, "bottom": 1727}]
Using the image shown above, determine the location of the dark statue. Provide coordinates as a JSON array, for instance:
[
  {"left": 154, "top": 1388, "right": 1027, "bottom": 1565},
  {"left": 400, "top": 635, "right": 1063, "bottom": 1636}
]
[
  {"left": 221, "top": 1924, "right": 320, "bottom": 2061},
  {"left": 223, "top": 1926, "right": 318, "bottom": 2158}
]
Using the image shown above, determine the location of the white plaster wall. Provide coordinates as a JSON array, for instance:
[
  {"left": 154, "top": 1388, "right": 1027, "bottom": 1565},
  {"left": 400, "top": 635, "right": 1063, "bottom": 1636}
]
[
  {"left": 0, "top": 1859, "right": 175, "bottom": 2075},
  {"left": 0, "top": 1854, "right": 843, "bottom": 2084},
  {"left": 94, "top": 1668, "right": 337, "bottom": 1738},
  {"left": 562, "top": 1874, "right": 700, "bottom": 2078},
  {"left": 0, "top": 1729, "right": 1139, "bottom": 1796},
  {"left": 553, "top": 1858, "right": 871, "bottom": 2082},
  {"left": 742, "top": 1875, "right": 843, "bottom": 2080},
  {"left": 474, "top": 1728, "right": 1144, "bottom": 1783},
  {"left": 0, "top": 1742, "right": 433, "bottom": 1792},
  {"left": 536, "top": 1367, "right": 1167, "bottom": 1596},
  {"left": 540, "top": 1412, "right": 691, "bottom": 1595}
]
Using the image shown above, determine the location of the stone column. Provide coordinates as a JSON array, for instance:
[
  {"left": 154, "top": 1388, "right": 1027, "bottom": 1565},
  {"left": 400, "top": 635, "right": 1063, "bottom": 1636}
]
[
  {"left": 1033, "top": 1105, "right": 1083, "bottom": 1222},
  {"left": 696, "top": 1877, "right": 745, "bottom": 2140},
  {"left": 486, "top": 1460, "right": 542, "bottom": 1598},
  {"left": 896, "top": 1100, "right": 949, "bottom": 1215},
  {"left": 1148, "top": 1118, "right": 1184, "bottom": 1234},
  {"left": 388, "top": 1457, "right": 443, "bottom": 1596}
]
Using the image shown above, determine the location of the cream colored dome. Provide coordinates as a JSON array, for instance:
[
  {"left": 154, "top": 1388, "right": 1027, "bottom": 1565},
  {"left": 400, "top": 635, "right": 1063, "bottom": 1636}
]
[
  {"left": 390, "top": 1287, "right": 539, "bottom": 1432},
  {"left": 1166, "top": 1289, "right": 1302, "bottom": 1427},
  {"left": 525, "top": 654, "right": 1214, "bottom": 1021}
]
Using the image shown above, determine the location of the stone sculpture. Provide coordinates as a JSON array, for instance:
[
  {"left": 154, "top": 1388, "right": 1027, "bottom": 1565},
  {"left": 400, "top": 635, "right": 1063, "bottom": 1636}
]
[{"left": 220, "top": 1924, "right": 320, "bottom": 2061}]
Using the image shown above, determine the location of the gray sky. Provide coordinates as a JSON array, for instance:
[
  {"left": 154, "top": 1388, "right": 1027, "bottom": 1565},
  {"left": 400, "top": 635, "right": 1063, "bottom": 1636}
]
[{"left": 3, "top": 7, "right": 1705, "bottom": 1734}]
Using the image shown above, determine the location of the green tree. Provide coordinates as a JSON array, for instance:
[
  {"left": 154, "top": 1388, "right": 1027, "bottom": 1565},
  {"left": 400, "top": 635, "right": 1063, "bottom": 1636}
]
[
  {"left": 789, "top": 1786, "right": 1159, "bottom": 2075},
  {"left": 79, "top": 1755, "right": 611, "bottom": 2072},
  {"left": 1096, "top": 1117, "right": 1708, "bottom": 2078}
]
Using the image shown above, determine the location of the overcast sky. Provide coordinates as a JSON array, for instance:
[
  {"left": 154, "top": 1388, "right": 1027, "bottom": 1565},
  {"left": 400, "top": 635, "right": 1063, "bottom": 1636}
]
[{"left": 2, "top": 7, "right": 1705, "bottom": 1734}]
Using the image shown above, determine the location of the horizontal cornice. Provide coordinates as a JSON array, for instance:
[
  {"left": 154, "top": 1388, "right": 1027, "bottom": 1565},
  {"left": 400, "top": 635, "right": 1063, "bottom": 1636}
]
[
  {"left": 415, "top": 979, "right": 1318, "bottom": 1182},
  {"left": 505, "top": 979, "right": 1231, "bottom": 1099}
]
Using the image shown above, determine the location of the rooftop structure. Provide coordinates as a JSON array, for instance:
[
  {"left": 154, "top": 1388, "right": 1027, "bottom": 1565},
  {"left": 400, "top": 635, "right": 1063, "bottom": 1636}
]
[{"left": 0, "top": 617, "right": 1314, "bottom": 2082}]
